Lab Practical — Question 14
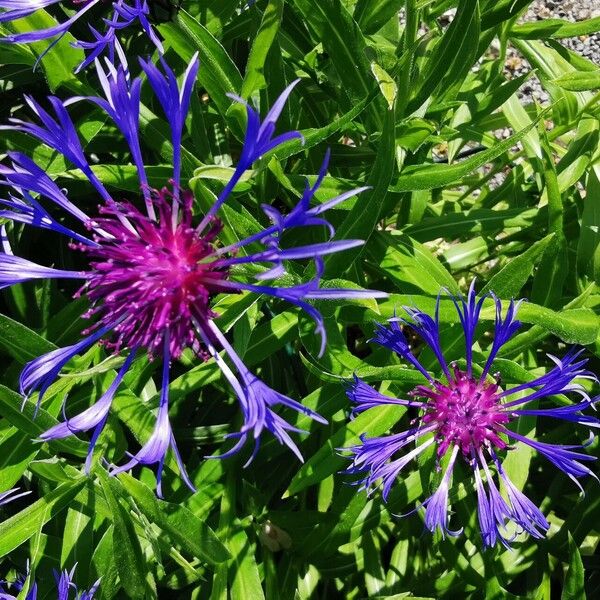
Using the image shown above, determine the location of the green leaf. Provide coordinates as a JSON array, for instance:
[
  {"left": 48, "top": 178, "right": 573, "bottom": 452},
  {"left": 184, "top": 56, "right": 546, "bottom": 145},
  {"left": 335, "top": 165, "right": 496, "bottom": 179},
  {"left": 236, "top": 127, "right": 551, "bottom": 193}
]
[
  {"left": 0, "top": 384, "right": 87, "bottom": 457},
  {"left": 552, "top": 70, "right": 600, "bottom": 91},
  {"left": 504, "top": 305, "right": 599, "bottom": 346},
  {"left": 534, "top": 553, "right": 552, "bottom": 600},
  {"left": 371, "top": 62, "right": 397, "bottom": 110},
  {"left": 511, "top": 39, "right": 596, "bottom": 114},
  {"left": 92, "top": 527, "right": 120, "bottom": 600},
  {"left": 160, "top": 10, "right": 243, "bottom": 117},
  {"left": 0, "top": 428, "right": 38, "bottom": 490},
  {"left": 395, "top": 118, "right": 437, "bottom": 153},
  {"left": 481, "top": 0, "right": 530, "bottom": 30},
  {"left": 241, "top": 0, "right": 283, "bottom": 99},
  {"left": 404, "top": 208, "right": 537, "bottom": 243},
  {"left": 481, "top": 234, "right": 555, "bottom": 298},
  {"left": 325, "top": 107, "right": 396, "bottom": 275},
  {"left": 243, "top": 312, "right": 298, "bottom": 366},
  {"left": 0, "top": 478, "right": 86, "bottom": 558},
  {"left": 562, "top": 534, "right": 585, "bottom": 600},
  {"left": 407, "top": 0, "right": 480, "bottom": 112},
  {"left": 472, "top": 71, "right": 534, "bottom": 121},
  {"left": 372, "top": 295, "right": 599, "bottom": 346},
  {"left": 354, "top": 0, "right": 403, "bottom": 35},
  {"left": 292, "top": 0, "right": 381, "bottom": 124},
  {"left": 557, "top": 118, "right": 598, "bottom": 193},
  {"left": 359, "top": 532, "right": 386, "bottom": 595},
  {"left": 511, "top": 16, "right": 600, "bottom": 40},
  {"left": 60, "top": 485, "right": 95, "bottom": 584},
  {"left": 5, "top": 9, "right": 84, "bottom": 91},
  {"left": 499, "top": 286, "right": 596, "bottom": 358},
  {"left": 190, "top": 165, "right": 254, "bottom": 190},
  {"left": 62, "top": 165, "right": 174, "bottom": 194},
  {"left": 0, "top": 42, "right": 35, "bottom": 66},
  {"left": 502, "top": 94, "right": 542, "bottom": 160},
  {"left": 29, "top": 458, "right": 72, "bottom": 483},
  {"left": 268, "top": 89, "right": 376, "bottom": 161},
  {"left": 98, "top": 471, "right": 155, "bottom": 599},
  {"left": 229, "top": 527, "right": 265, "bottom": 600},
  {"left": 577, "top": 166, "right": 600, "bottom": 282},
  {"left": 0, "top": 313, "right": 54, "bottom": 362},
  {"left": 530, "top": 129, "right": 567, "bottom": 308},
  {"left": 118, "top": 473, "right": 230, "bottom": 565},
  {"left": 390, "top": 110, "right": 548, "bottom": 192},
  {"left": 284, "top": 404, "right": 404, "bottom": 496},
  {"left": 368, "top": 232, "right": 459, "bottom": 294}
]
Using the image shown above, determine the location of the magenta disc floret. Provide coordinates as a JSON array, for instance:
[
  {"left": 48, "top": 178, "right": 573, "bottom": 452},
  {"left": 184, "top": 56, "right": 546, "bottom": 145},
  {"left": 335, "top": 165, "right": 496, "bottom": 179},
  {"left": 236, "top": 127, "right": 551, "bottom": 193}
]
[
  {"left": 76, "top": 187, "right": 229, "bottom": 358},
  {"left": 415, "top": 365, "right": 509, "bottom": 458}
]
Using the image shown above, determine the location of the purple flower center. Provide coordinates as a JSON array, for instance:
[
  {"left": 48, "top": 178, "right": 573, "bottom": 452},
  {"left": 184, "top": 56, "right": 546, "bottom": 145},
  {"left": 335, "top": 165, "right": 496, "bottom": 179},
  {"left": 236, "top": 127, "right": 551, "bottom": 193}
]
[
  {"left": 75, "top": 187, "right": 229, "bottom": 358},
  {"left": 415, "top": 366, "right": 510, "bottom": 458}
]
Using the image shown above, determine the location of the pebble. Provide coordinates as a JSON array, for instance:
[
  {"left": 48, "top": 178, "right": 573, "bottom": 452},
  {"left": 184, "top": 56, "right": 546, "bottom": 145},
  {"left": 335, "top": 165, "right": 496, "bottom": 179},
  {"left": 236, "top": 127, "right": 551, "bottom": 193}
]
[
  {"left": 401, "top": 2, "right": 599, "bottom": 105},
  {"left": 511, "top": 0, "right": 600, "bottom": 104}
]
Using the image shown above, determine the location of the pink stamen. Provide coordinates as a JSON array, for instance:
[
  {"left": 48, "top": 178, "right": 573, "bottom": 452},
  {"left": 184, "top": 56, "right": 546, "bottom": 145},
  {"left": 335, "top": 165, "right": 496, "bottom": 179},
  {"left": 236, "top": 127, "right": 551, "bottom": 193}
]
[
  {"left": 75, "top": 187, "right": 231, "bottom": 358},
  {"left": 418, "top": 365, "right": 509, "bottom": 457}
]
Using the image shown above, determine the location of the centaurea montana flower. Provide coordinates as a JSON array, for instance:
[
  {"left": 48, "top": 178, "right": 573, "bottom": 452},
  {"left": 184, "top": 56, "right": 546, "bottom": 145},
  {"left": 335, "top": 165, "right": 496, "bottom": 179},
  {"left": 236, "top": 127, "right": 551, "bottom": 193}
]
[
  {"left": 0, "top": 0, "right": 162, "bottom": 72},
  {"left": 343, "top": 281, "right": 598, "bottom": 548},
  {"left": 0, "top": 54, "right": 385, "bottom": 495},
  {"left": 0, "top": 565, "right": 99, "bottom": 600}
]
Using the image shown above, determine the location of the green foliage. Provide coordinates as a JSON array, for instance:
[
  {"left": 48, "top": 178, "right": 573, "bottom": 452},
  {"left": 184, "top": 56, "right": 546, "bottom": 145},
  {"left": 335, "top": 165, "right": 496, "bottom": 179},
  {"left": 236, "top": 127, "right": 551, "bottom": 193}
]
[{"left": 0, "top": 1, "right": 599, "bottom": 599}]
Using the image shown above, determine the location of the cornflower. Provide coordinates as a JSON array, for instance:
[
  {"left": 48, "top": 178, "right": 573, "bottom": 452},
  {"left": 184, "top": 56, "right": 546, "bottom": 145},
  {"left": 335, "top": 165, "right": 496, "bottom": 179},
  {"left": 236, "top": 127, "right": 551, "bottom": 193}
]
[
  {"left": 0, "top": 487, "right": 29, "bottom": 507},
  {"left": 0, "top": 565, "right": 99, "bottom": 599},
  {"left": 344, "top": 281, "right": 598, "bottom": 547},
  {"left": 0, "top": 0, "right": 162, "bottom": 71},
  {"left": 0, "top": 54, "right": 384, "bottom": 495}
]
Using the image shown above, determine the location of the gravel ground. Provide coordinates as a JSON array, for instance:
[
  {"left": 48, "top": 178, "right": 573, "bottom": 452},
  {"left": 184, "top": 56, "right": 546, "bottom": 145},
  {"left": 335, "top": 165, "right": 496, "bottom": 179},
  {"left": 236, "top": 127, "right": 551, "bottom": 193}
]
[
  {"left": 510, "top": 0, "right": 600, "bottom": 104},
  {"left": 522, "top": 0, "right": 600, "bottom": 63},
  {"left": 402, "top": 0, "right": 599, "bottom": 177},
  {"left": 403, "top": 2, "right": 599, "bottom": 105}
]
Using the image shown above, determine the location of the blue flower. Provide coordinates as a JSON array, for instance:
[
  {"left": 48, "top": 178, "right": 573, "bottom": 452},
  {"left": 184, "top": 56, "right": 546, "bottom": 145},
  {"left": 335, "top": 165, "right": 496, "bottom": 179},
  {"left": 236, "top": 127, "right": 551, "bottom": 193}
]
[
  {"left": 0, "top": 564, "right": 98, "bottom": 600},
  {"left": 54, "top": 566, "right": 99, "bottom": 600},
  {"left": 0, "top": 486, "right": 29, "bottom": 507},
  {"left": 0, "top": 55, "right": 386, "bottom": 494},
  {"left": 343, "top": 281, "right": 597, "bottom": 548},
  {"left": 0, "top": 1, "right": 162, "bottom": 72}
]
